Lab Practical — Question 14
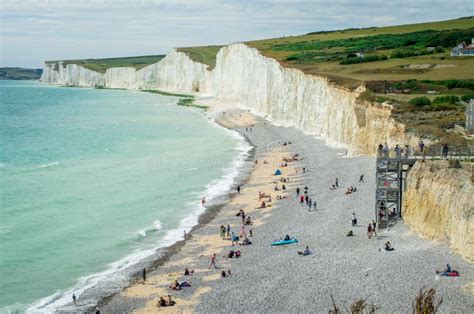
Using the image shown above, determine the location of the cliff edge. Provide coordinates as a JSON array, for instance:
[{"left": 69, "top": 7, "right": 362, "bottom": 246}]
[{"left": 403, "top": 161, "right": 474, "bottom": 263}]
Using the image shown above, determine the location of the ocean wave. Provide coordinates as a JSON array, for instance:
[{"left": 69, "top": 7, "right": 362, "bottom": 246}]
[
  {"left": 25, "top": 120, "right": 252, "bottom": 313},
  {"left": 136, "top": 220, "right": 163, "bottom": 237}
]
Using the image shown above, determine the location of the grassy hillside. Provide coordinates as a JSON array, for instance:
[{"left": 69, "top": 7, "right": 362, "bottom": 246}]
[
  {"left": 177, "top": 46, "right": 223, "bottom": 69},
  {"left": 45, "top": 55, "right": 165, "bottom": 73},
  {"left": 0, "top": 67, "right": 42, "bottom": 80},
  {"left": 247, "top": 17, "right": 474, "bottom": 83}
]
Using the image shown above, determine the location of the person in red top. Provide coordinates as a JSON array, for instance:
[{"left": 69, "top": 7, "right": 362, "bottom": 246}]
[
  {"left": 208, "top": 253, "right": 217, "bottom": 269},
  {"left": 300, "top": 194, "right": 304, "bottom": 204}
]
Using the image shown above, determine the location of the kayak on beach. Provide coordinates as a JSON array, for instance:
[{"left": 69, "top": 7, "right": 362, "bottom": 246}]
[{"left": 272, "top": 239, "right": 299, "bottom": 246}]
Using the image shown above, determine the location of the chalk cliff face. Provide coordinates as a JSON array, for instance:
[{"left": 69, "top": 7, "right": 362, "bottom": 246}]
[
  {"left": 40, "top": 44, "right": 417, "bottom": 154},
  {"left": 41, "top": 62, "right": 104, "bottom": 87},
  {"left": 403, "top": 161, "right": 473, "bottom": 263}
]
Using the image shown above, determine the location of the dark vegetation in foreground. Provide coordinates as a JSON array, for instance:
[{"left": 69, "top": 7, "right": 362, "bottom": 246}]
[
  {"left": 330, "top": 287, "right": 443, "bottom": 314},
  {"left": 0, "top": 67, "right": 42, "bottom": 80}
]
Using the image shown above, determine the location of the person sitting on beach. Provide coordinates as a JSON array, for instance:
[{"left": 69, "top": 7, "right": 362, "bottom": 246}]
[
  {"left": 277, "top": 195, "right": 282, "bottom": 200},
  {"left": 274, "top": 185, "right": 279, "bottom": 191},
  {"left": 297, "top": 246, "right": 310, "bottom": 256},
  {"left": 184, "top": 268, "right": 194, "bottom": 276},
  {"left": 166, "top": 295, "right": 175, "bottom": 306},
  {"left": 158, "top": 297, "right": 167, "bottom": 307},
  {"left": 282, "top": 184, "right": 286, "bottom": 190},
  {"left": 257, "top": 201, "right": 266, "bottom": 209},
  {"left": 235, "top": 250, "right": 241, "bottom": 258},
  {"left": 227, "top": 250, "right": 235, "bottom": 258},
  {"left": 221, "top": 270, "right": 227, "bottom": 278},
  {"left": 353, "top": 187, "right": 357, "bottom": 192},
  {"left": 330, "top": 185, "right": 337, "bottom": 190},
  {"left": 245, "top": 216, "right": 252, "bottom": 225},
  {"left": 241, "top": 236, "right": 252, "bottom": 245},
  {"left": 345, "top": 188, "right": 352, "bottom": 195},
  {"left": 284, "top": 234, "right": 291, "bottom": 241},
  {"left": 384, "top": 241, "right": 394, "bottom": 251},
  {"left": 436, "top": 264, "right": 454, "bottom": 276}
]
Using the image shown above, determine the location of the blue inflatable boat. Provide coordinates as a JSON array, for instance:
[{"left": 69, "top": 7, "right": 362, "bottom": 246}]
[{"left": 272, "top": 239, "right": 298, "bottom": 246}]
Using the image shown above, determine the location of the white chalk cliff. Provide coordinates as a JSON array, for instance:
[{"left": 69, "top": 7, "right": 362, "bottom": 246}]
[{"left": 41, "top": 43, "right": 418, "bottom": 154}]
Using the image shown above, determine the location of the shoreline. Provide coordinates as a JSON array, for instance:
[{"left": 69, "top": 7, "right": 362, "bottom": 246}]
[
  {"left": 20, "top": 90, "right": 252, "bottom": 313},
  {"left": 93, "top": 108, "right": 299, "bottom": 313}
]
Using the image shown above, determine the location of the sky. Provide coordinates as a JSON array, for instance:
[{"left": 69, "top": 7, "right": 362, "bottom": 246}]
[{"left": 1, "top": 0, "right": 473, "bottom": 68}]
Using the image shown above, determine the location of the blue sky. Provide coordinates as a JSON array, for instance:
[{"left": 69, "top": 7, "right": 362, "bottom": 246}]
[{"left": 1, "top": 0, "right": 473, "bottom": 68}]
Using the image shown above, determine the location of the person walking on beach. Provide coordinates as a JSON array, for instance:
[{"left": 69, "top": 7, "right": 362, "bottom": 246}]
[
  {"left": 300, "top": 194, "right": 304, "bottom": 204},
  {"left": 72, "top": 293, "right": 76, "bottom": 305},
  {"left": 226, "top": 224, "right": 231, "bottom": 238},
  {"left": 237, "top": 185, "right": 241, "bottom": 194},
  {"left": 201, "top": 196, "right": 206, "bottom": 206},
  {"left": 142, "top": 267, "right": 147, "bottom": 282},
  {"left": 307, "top": 198, "right": 312, "bottom": 210},
  {"left": 367, "top": 224, "right": 373, "bottom": 239},
  {"left": 372, "top": 220, "right": 377, "bottom": 237},
  {"left": 352, "top": 213, "right": 357, "bottom": 226},
  {"left": 220, "top": 225, "right": 226, "bottom": 239},
  {"left": 209, "top": 253, "right": 217, "bottom": 269},
  {"left": 313, "top": 200, "right": 317, "bottom": 210},
  {"left": 359, "top": 175, "right": 364, "bottom": 183},
  {"left": 296, "top": 187, "right": 300, "bottom": 195},
  {"left": 335, "top": 178, "right": 339, "bottom": 188}
]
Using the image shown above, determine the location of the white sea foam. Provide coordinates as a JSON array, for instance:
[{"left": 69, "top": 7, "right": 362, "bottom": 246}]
[
  {"left": 25, "top": 118, "right": 252, "bottom": 314},
  {"left": 136, "top": 219, "right": 163, "bottom": 238},
  {"left": 38, "top": 162, "right": 60, "bottom": 169}
]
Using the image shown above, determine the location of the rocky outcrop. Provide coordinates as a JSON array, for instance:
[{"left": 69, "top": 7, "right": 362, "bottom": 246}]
[
  {"left": 40, "top": 44, "right": 418, "bottom": 154},
  {"left": 403, "top": 161, "right": 474, "bottom": 263}
]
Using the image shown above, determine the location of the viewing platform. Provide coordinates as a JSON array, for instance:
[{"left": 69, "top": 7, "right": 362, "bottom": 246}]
[{"left": 375, "top": 145, "right": 472, "bottom": 230}]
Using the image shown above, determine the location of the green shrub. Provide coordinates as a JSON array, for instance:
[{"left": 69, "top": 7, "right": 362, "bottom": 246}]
[
  {"left": 445, "top": 80, "right": 474, "bottom": 90},
  {"left": 340, "top": 55, "right": 387, "bottom": 65},
  {"left": 433, "top": 95, "right": 460, "bottom": 104},
  {"left": 461, "top": 94, "right": 474, "bottom": 102},
  {"left": 409, "top": 97, "right": 431, "bottom": 106},
  {"left": 391, "top": 48, "right": 431, "bottom": 58}
]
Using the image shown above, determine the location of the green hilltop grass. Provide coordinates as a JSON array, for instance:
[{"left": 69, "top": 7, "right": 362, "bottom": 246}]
[
  {"left": 45, "top": 55, "right": 165, "bottom": 73},
  {"left": 246, "top": 17, "right": 474, "bottom": 83},
  {"left": 176, "top": 46, "right": 223, "bottom": 69}
]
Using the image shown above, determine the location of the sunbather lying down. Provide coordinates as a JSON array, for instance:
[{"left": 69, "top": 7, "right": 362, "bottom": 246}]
[
  {"left": 158, "top": 295, "right": 175, "bottom": 307},
  {"left": 170, "top": 280, "right": 191, "bottom": 290}
]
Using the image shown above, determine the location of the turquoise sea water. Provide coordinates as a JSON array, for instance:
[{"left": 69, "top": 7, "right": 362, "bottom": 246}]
[{"left": 0, "top": 81, "right": 249, "bottom": 312}]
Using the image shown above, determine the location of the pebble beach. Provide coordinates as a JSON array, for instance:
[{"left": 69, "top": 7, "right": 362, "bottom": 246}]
[{"left": 98, "top": 107, "right": 473, "bottom": 313}]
